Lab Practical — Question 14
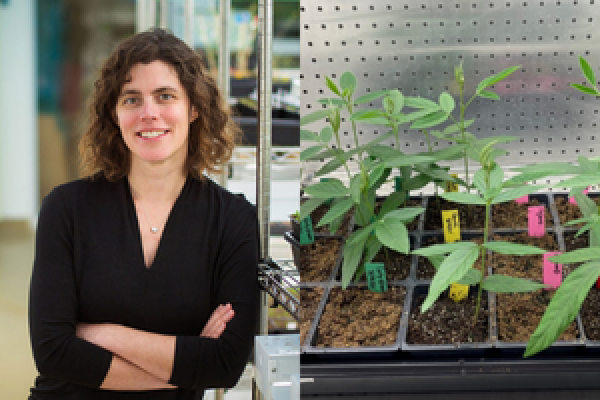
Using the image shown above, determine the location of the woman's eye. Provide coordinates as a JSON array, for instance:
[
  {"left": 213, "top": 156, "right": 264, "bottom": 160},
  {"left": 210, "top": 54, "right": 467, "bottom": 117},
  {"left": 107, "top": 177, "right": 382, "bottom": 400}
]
[
  {"left": 159, "top": 93, "right": 174, "bottom": 101},
  {"left": 123, "top": 97, "right": 138, "bottom": 105}
]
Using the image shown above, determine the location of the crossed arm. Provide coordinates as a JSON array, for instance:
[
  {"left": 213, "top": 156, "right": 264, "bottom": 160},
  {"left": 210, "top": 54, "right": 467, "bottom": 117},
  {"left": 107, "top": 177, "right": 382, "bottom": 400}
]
[{"left": 76, "top": 303, "right": 235, "bottom": 390}]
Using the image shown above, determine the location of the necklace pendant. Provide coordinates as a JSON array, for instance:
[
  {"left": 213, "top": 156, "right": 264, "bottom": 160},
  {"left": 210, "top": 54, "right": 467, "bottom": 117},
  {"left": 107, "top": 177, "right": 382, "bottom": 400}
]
[{"left": 151, "top": 227, "right": 159, "bottom": 234}]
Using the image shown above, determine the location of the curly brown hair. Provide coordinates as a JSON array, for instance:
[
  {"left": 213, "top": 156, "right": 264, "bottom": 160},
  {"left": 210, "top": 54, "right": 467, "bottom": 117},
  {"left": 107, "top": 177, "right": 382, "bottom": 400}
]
[{"left": 79, "top": 28, "right": 239, "bottom": 181}]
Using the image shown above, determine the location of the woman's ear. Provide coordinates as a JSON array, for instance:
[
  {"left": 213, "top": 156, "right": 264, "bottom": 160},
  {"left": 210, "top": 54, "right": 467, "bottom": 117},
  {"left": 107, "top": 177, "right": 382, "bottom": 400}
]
[{"left": 190, "top": 106, "right": 198, "bottom": 122}]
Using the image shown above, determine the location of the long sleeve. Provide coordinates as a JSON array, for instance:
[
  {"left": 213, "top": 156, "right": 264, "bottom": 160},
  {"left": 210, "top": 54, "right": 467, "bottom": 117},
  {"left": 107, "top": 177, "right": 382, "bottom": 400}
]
[
  {"left": 29, "top": 186, "right": 113, "bottom": 387},
  {"left": 168, "top": 198, "right": 260, "bottom": 389}
]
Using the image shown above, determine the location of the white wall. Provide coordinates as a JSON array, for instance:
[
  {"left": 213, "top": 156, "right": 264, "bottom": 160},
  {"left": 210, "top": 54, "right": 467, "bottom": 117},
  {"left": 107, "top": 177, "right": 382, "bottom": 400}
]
[{"left": 0, "top": 0, "right": 37, "bottom": 223}]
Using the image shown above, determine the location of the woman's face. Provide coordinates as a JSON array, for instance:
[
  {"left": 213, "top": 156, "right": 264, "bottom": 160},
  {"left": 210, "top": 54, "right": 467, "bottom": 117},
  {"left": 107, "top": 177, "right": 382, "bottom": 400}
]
[{"left": 115, "top": 60, "right": 197, "bottom": 170}]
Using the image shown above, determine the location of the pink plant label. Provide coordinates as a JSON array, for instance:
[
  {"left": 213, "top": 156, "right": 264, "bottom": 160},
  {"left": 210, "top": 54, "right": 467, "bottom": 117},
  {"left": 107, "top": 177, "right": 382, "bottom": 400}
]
[
  {"left": 515, "top": 195, "right": 529, "bottom": 204},
  {"left": 528, "top": 206, "right": 545, "bottom": 237},
  {"left": 543, "top": 252, "right": 563, "bottom": 289},
  {"left": 569, "top": 187, "right": 590, "bottom": 205}
]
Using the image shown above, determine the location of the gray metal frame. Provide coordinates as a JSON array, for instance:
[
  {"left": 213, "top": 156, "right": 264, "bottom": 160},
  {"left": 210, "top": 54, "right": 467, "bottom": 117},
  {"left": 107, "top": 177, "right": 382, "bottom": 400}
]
[{"left": 300, "top": 0, "right": 600, "bottom": 184}]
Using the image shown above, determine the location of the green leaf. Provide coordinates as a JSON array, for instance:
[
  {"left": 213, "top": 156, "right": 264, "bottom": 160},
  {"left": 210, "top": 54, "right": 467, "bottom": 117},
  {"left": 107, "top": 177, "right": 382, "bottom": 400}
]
[
  {"left": 301, "top": 129, "right": 320, "bottom": 141},
  {"left": 478, "top": 90, "right": 500, "bottom": 100},
  {"left": 319, "top": 126, "right": 333, "bottom": 143},
  {"left": 378, "top": 191, "right": 406, "bottom": 217},
  {"left": 404, "top": 96, "right": 440, "bottom": 110},
  {"left": 549, "top": 247, "right": 600, "bottom": 264},
  {"left": 301, "top": 145, "right": 325, "bottom": 161},
  {"left": 440, "top": 192, "right": 486, "bottom": 205},
  {"left": 489, "top": 163, "right": 504, "bottom": 189},
  {"left": 483, "top": 241, "right": 547, "bottom": 255},
  {"left": 300, "top": 109, "right": 331, "bottom": 126},
  {"left": 575, "top": 222, "right": 594, "bottom": 238},
  {"left": 354, "top": 89, "right": 390, "bottom": 104},
  {"left": 385, "top": 155, "right": 436, "bottom": 168},
  {"left": 491, "top": 185, "right": 546, "bottom": 204},
  {"left": 404, "top": 173, "right": 433, "bottom": 191},
  {"left": 556, "top": 174, "right": 600, "bottom": 188},
  {"left": 570, "top": 83, "right": 599, "bottom": 95},
  {"left": 303, "top": 147, "right": 342, "bottom": 161},
  {"left": 383, "top": 207, "right": 425, "bottom": 223},
  {"left": 314, "top": 157, "right": 345, "bottom": 177},
  {"left": 421, "top": 246, "right": 480, "bottom": 312},
  {"left": 457, "top": 268, "right": 483, "bottom": 285},
  {"left": 349, "top": 174, "right": 362, "bottom": 204},
  {"left": 476, "top": 65, "right": 521, "bottom": 93},
  {"left": 473, "top": 169, "right": 487, "bottom": 194},
  {"left": 383, "top": 96, "right": 394, "bottom": 115},
  {"left": 414, "top": 164, "right": 453, "bottom": 182},
  {"left": 525, "top": 261, "right": 600, "bottom": 357},
  {"left": 340, "top": 71, "right": 357, "bottom": 94},
  {"left": 366, "top": 144, "right": 401, "bottom": 161},
  {"left": 330, "top": 107, "right": 341, "bottom": 133},
  {"left": 363, "top": 236, "right": 383, "bottom": 266},
  {"left": 316, "top": 197, "right": 354, "bottom": 228},
  {"left": 438, "top": 92, "right": 456, "bottom": 114},
  {"left": 303, "top": 179, "right": 349, "bottom": 198},
  {"left": 341, "top": 237, "right": 368, "bottom": 289},
  {"left": 482, "top": 275, "right": 547, "bottom": 293},
  {"left": 443, "top": 119, "right": 475, "bottom": 134},
  {"left": 346, "top": 224, "right": 375, "bottom": 246},
  {"left": 580, "top": 56, "right": 597, "bottom": 88},
  {"left": 375, "top": 218, "right": 410, "bottom": 254},
  {"left": 426, "top": 254, "right": 445, "bottom": 270},
  {"left": 299, "top": 197, "right": 326, "bottom": 221},
  {"left": 325, "top": 76, "right": 341, "bottom": 96},
  {"left": 423, "top": 145, "right": 468, "bottom": 161},
  {"left": 387, "top": 90, "right": 404, "bottom": 114},
  {"left": 351, "top": 109, "right": 386, "bottom": 120},
  {"left": 317, "top": 98, "right": 346, "bottom": 106},
  {"left": 413, "top": 241, "right": 477, "bottom": 256},
  {"left": 370, "top": 165, "right": 391, "bottom": 189},
  {"left": 564, "top": 216, "right": 593, "bottom": 227},
  {"left": 400, "top": 109, "right": 441, "bottom": 124},
  {"left": 410, "top": 110, "right": 450, "bottom": 130}
]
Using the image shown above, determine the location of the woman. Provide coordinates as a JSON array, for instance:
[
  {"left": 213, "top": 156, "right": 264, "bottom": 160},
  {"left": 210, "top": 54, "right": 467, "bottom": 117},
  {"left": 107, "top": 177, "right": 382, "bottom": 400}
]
[{"left": 29, "top": 28, "right": 259, "bottom": 398}]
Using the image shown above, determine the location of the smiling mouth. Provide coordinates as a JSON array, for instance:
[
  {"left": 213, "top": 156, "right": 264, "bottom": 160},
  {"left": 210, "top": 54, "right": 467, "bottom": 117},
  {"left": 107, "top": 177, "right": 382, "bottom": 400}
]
[{"left": 137, "top": 130, "right": 169, "bottom": 138}]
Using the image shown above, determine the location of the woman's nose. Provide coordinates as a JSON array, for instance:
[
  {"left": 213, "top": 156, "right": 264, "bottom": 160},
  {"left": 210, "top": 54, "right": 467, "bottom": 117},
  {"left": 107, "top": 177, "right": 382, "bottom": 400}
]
[{"left": 140, "top": 99, "right": 159, "bottom": 120}]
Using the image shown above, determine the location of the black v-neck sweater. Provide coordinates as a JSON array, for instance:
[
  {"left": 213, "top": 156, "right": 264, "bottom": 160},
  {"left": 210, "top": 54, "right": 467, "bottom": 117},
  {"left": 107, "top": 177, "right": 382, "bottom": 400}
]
[{"left": 28, "top": 175, "right": 260, "bottom": 399}]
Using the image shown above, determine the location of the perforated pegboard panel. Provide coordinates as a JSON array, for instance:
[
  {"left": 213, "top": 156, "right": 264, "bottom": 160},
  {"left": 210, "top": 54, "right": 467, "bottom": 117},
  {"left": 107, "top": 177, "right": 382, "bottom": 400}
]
[{"left": 300, "top": 0, "right": 600, "bottom": 186}]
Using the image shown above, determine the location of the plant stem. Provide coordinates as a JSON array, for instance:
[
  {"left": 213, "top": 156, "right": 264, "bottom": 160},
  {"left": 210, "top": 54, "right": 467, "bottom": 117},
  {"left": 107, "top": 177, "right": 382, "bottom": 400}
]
[
  {"left": 473, "top": 200, "right": 490, "bottom": 326},
  {"left": 459, "top": 83, "right": 469, "bottom": 193},
  {"left": 347, "top": 103, "right": 361, "bottom": 161},
  {"left": 333, "top": 129, "right": 352, "bottom": 181}
]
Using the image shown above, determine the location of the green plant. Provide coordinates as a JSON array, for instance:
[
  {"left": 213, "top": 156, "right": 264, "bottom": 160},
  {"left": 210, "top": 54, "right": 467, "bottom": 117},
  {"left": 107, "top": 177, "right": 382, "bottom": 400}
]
[
  {"left": 517, "top": 57, "right": 600, "bottom": 356},
  {"left": 300, "top": 72, "right": 462, "bottom": 288},
  {"left": 413, "top": 140, "right": 551, "bottom": 326},
  {"left": 413, "top": 64, "right": 522, "bottom": 193}
]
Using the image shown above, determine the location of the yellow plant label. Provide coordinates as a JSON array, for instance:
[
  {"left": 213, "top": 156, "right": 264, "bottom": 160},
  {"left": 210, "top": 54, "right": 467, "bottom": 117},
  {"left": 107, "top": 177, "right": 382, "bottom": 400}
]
[
  {"left": 449, "top": 283, "right": 469, "bottom": 302},
  {"left": 442, "top": 210, "right": 461, "bottom": 243},
  {"left": 445, "top": 174, "right": 459, "bottom": 193}
]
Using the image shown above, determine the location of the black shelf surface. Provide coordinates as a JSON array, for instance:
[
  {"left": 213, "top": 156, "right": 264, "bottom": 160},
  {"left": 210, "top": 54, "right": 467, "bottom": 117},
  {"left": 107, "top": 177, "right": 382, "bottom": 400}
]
[{"left": 301, "top": 356, "right": 600, "bottom": 397}]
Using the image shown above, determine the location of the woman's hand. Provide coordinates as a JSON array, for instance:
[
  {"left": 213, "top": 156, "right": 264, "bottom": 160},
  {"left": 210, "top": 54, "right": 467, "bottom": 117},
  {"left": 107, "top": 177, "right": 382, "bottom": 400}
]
[{"left": 201, "top": 303, "right": 235, "bottom": 339}]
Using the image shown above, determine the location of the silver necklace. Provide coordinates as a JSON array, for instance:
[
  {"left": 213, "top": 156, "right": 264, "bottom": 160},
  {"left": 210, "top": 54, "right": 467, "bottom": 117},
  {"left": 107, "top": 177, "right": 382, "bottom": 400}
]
[{"left": 134, "top": 197, "right": 161, "bottom": 234}]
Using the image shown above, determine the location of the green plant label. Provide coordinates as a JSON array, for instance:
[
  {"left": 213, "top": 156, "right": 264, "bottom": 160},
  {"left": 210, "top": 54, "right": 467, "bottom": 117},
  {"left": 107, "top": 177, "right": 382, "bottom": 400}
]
[
  {"left": 366, "top": 262, "right": 388, "bottom": 292},
  {"left": 394, "top": 176, "right": 403, "bottom": 192},
  {"left": 299, "top": 216, "right": 315, "bottom": 245}
]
